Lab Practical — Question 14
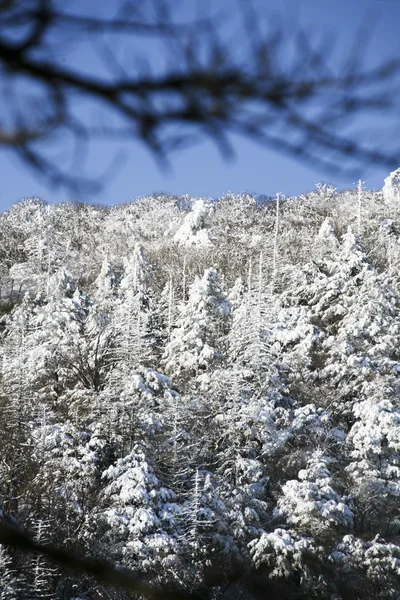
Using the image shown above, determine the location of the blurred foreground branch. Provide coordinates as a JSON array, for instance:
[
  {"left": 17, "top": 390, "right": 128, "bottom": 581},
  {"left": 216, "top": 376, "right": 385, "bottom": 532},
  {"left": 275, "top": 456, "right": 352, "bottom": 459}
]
[
  {"left": 0, "top": 0, "right": 400, "bottom": 191},
  {"left": 0, "top": 523, "right": 202, "bottom": 599}
]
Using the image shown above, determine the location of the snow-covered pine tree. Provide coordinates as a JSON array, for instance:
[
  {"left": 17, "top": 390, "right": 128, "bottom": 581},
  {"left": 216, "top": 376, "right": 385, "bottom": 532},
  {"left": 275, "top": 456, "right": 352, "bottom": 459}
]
[
  {"left": 162, "top": 268, "right": 230, "bottom": 389},
  {"left": 95, "top": 444, "right": 182, "bottom": 584},
  {"left": 113, "top": 242, "right": 154, "bottom": 369},
  {"left": 26, "top": 520, "right": 58, "bottom": 600},
  {"left": 92, "top": 255, "right": 119, "bottom": 311},
  {"left": 0, "top": 544, "right": 26, "bottom": 600},
  {"left": 274, "top": 450, "right": 353, "bottom": 539},
  {"left": 178, "top": 468, "right": 236, "bottom": 587},
  {"left": 228, "top": 252, "right": 274, "bottom": 395},
  {"left": 97, "top": 245, "right": 168, "bottom": 454},
  {"left": 329, "top": 534, "right": 400, "bottom": 600},
  {"left": 345, "top": 377, "right": 400, "bottom": 538}
]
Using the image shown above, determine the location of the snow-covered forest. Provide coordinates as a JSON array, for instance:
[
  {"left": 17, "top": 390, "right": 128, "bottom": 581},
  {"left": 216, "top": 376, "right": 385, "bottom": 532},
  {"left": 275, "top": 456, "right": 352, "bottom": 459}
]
[{"left": 1, "top": 172, "right": 400, "bottom": 599}]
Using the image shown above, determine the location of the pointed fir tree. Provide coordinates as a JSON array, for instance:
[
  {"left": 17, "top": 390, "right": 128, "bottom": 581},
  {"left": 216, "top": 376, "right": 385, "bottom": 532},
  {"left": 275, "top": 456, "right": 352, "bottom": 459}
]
[
  {"left": 95, "top": 444, "right": 182, "bottom": 584},
  {"left": 162, "top": 268, "right": 230, "bottom": 389}
]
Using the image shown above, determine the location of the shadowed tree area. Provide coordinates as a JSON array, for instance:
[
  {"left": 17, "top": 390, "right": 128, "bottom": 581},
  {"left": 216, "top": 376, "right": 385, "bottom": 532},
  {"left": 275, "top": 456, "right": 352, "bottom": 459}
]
[{"left": 0, "top": 0, "right": 400, "bottom": 192}]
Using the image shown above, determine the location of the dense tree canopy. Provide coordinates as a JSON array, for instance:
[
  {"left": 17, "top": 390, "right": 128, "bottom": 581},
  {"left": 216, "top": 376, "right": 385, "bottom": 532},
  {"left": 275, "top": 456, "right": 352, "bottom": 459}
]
[{"left": 1, "top": 176, "right": 400, "bottom": 598}]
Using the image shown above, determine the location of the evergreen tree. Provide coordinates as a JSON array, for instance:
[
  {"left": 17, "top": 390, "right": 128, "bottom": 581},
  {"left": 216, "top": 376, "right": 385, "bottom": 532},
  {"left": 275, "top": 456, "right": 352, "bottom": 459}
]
[
  {"left": 275, "top": 450, "right": 353, "bottom": 539},
  {"left": 95, "top": 444, "right": 182, "bottom": 584},
  {"left": 0, "top": 545, "right": 25, "bottom": 600},
  {"left": 346, "top": 378, "right": 400, "bottom": 537},
  {"left": 163, "top": 268, "right": 230, "bottom": 388}
]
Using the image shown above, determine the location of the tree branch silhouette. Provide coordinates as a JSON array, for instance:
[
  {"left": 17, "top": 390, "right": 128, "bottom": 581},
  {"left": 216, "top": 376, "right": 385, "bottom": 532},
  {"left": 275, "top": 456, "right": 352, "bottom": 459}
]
[
  {"left": 0, "top": 0, "right": 399, "bottom": 192},
  {"left": 0, "top": 523, "right": 204, "bottom": 599}
]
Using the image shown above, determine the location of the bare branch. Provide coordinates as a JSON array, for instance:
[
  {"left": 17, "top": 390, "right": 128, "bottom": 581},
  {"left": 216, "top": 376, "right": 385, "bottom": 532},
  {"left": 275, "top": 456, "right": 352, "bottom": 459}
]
[
  {"left": 0, "top": 0, "right": 399, "bottom": 192},
  {"left": 0, "top": 523, "right": 202, "bottom": 599}
]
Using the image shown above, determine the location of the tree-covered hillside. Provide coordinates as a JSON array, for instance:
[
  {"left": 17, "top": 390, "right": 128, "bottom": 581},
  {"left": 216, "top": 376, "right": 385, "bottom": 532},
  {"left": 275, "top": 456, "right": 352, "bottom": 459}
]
[{"left": 1, "top": 174, "right": 400, "bottom": 599}]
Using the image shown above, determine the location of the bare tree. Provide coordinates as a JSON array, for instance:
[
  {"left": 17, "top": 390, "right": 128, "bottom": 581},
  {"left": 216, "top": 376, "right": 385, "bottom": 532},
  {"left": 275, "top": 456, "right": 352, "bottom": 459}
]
[{"left": 0, "top": 0, "right": 399, "bottom": 192}]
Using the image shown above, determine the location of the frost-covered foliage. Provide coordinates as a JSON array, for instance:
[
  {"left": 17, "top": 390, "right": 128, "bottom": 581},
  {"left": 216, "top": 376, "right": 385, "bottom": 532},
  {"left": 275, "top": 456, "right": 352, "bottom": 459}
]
[
  {"left": 1, "top": 182, "right": 400, "bottom": 599},
  {"left": 249, "top": 528, "right": 317, "bottom": 577},
  {"left": 97, "top": 444, "right": 181, "bottom": 576},
  {"left": 275, "top": 451, "right": 353, "bottom": 536},
  {"left": 330, "top": 534, "right": 400, "bottom": 599},
  {"left": 173, "top": 199, "right": 214, "bottom": 247},
  {"left": 383, "top": 167, "right": 400, "bottom": 204},
  {"left": 162, "top": 267, "right": 230, "bottom": 384}
]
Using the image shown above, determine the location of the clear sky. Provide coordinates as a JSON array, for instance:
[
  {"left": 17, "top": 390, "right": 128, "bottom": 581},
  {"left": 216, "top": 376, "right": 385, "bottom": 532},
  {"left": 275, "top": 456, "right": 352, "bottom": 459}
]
[{"left": 1, "top": 0, "right": 399, "bottom": 212}]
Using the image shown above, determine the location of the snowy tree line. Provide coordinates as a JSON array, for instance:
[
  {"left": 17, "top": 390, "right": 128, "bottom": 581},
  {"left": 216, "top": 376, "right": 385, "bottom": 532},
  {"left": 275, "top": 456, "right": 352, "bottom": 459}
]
[{"left": 1, "top": 170, "right": 400, "bottom": 598}]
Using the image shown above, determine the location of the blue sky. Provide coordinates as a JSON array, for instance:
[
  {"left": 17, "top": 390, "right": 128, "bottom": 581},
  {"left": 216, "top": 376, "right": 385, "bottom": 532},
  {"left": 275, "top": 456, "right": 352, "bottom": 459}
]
[{"left": 1, "top": 0, "right": 399, "bottom": 212}]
